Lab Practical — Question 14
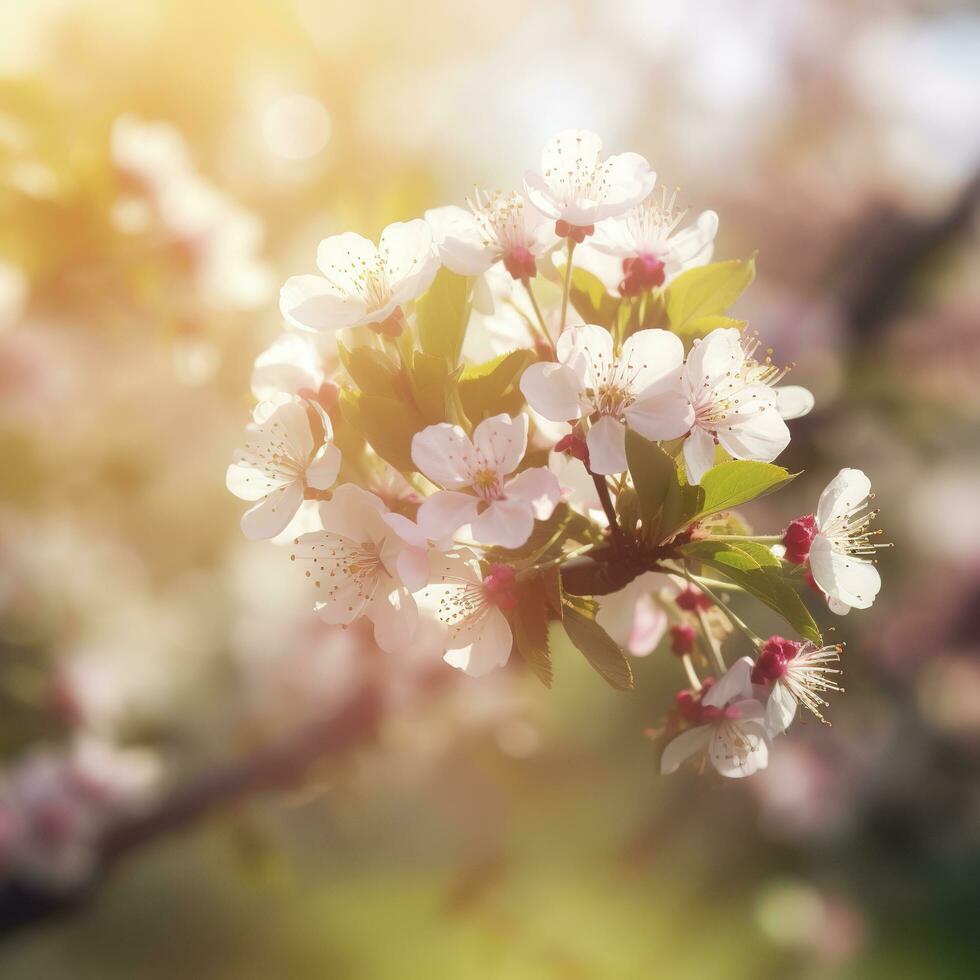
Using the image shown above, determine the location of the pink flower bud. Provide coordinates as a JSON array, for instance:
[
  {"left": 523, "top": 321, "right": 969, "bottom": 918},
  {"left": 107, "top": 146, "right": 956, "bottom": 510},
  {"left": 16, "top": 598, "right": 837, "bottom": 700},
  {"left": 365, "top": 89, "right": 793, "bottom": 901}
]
[
  {"left": 675, "top": 585, "right": 712, "bottom": 612},
  {"left": 669, "top": 624, "right": 696, "bottom": 656},
  {"left": 554, "top": 433, "right": 590, "bottom": 467},
  {"left": 783, "top": 514, "right": 817, "bottom": 564}
]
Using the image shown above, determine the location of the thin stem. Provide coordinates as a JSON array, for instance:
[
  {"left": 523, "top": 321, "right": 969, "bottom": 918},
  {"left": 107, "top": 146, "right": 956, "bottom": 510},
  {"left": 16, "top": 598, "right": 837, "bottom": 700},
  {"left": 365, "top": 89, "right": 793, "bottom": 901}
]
[
  {"left": 690, "top": 575, "right": 748, "bottom": 594},
  {"left": 695, "top": 605, "right": 727, "bottom": 676},
  {"left": 591, "top": 472, "right": 625, "bottom": 555},
  {"left": 521, "top": 278, "right": 552, "bottom": 350},
  {"left": 686, "top": 573, "right": 764, "bottom": 647},
  {"left": 681, "top": 653, "right": 700, "bottom": 691},
  {"left": 559, "top": 239, "right": 576, "bottom": 335}
]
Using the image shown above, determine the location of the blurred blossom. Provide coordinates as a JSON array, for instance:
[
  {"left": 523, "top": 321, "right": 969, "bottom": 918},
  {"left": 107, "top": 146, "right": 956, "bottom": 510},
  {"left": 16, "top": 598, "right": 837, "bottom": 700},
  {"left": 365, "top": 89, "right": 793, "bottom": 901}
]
[{"left": 262, "top": 93, "right": 332, "bottom": 161}]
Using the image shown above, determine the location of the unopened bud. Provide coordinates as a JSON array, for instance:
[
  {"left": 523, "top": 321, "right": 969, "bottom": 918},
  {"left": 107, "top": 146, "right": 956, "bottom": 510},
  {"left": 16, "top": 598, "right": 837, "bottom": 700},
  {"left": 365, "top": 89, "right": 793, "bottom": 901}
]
[
  {"left": 783, "top": 514, "right": 818, "bottom": 564},
  {"left": 669, "top": 624, "right": 696, "bottom": 656},
  {"left": 675, "top": 585, "right": 712, "bottom": 612},
  {"left": 751, "top": 634, "right": 801, "bottom": 684}
]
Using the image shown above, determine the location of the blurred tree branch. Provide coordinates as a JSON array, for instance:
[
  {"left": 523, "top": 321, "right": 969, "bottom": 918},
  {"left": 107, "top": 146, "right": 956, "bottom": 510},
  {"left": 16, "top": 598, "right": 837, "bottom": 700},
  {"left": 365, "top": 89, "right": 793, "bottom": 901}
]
[{"left": 0, "top": 685, "right": 381, "bottom": 939}]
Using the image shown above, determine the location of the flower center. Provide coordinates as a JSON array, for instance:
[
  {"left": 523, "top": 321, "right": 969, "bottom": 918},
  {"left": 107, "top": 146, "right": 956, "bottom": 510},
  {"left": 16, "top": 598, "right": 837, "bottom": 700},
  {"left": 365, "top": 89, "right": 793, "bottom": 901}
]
[{"left": 471, "top": 468, "right": 503, "bottom": 501}]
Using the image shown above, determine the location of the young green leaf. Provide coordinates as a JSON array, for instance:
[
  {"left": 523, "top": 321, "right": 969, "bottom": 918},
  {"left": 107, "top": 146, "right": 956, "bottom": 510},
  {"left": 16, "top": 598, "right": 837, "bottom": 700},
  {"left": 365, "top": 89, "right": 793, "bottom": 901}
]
[
  {"left": 512, "top": 581, "right": 554, "bottom": 688},
  {"left": 691, "top": 460, "right": 796, "bottom": 522},
  {"left": 568, "top": 267, "right": 619, "bottom": 329},
  {"left": 337, "top": 342, "right": 403, "bottom": 396},
  {"left": 415, "top": 269, "right": 472, "bottom": 367},
  {"left": 458, "top": 349, "right": 533, "bottom": 424},
  {"left": 409, "top": 350, "right": 455, "bottom": 424},
  {"left": 681, "top": 539, "right": 821, "bottom": 644},
  {"left": 560, "top": 593, "right": 634, "bottom": 690},
  {"left": 663, "top": 257, "right": 756, "bottom": 334},
  {"left": 625, "top": 430, "right": 704, "bottom": 542},
  {"left": 356, "top": 393, "right": 425, "bottom": 471}
]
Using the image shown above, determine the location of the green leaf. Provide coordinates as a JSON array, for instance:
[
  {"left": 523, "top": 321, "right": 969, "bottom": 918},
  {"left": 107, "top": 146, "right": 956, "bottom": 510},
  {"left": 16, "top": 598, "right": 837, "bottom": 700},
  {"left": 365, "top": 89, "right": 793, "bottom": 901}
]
[
  {"left": 560, "top": 594, "right": 634, "bottom": 691},
  {"left": 691, "top": 461, "right": 796, "bottom": 523},
  {"left": 663, "top": 257, "right": 756, "bottom": 334},
  {"left": 458, "top": 349, "right": 533, "bottom": 424},
  {"left": 512, "top": 582, "right": 553, "bottom": 688},
  {"left": 356, "top": 393, "right": 425, "bottom": 471},
  {"left": 415, "top": 269, "right": 472, "bottom": 367},
  {"left": 409, "top": 351, "right": 455, "bottom": 424},
  {"left": 673, "top": 314, "right": 745, "bottom": 344},
  {"left": 625, "top": 431, "right": 704, "bottom": 542},
  {"left": 568, "top": 267, "right": 619, "bottom": 329},
  {"left": 681, "top": 539, "right": 821, "bottom": 644},
  {"left": 337, "top": 343, "right": 402, "bottom": 396}
]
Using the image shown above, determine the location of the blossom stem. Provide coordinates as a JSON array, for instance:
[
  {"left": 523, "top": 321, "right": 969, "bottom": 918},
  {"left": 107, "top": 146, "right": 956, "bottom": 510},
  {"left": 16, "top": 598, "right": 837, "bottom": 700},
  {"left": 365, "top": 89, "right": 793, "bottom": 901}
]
[
  {"left": 694, "top": 605, "right": 727, "bottom": 676},
  {"left": 521, "top": 278, "right": 553, "bottom": 352},
  {"left": 559, "top": 240, "right": 577, "bottom": 335},
  {"left": 591, "top": 473, "right": 625, "bottom": 555},
  {"left": 685, "top": 572, "right": 764, "bottom": 647},
  {"left": 681, "top": 653, "right": 701, "bottom": 691}
]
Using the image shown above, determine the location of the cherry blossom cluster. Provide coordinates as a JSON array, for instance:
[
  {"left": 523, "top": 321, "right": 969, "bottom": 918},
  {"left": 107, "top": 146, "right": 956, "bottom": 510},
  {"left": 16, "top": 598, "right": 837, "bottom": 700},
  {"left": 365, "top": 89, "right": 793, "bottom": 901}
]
[
  {"left": 0, "top": 737, "right": 161, "bottom": 889},
  {"left": 228, "top": 129, "right": 890, "bottom": 778}
]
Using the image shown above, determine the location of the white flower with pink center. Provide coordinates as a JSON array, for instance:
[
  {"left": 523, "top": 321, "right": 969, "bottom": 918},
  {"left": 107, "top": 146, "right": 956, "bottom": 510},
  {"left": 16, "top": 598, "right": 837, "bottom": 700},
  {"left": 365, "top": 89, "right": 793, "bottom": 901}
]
[
  {"left": 290, "top": 484, "right": 419, "bottom": 652},
  {"left": 227, "top": 399, "right": 340, "bottom": 540},
  {"left": 661, "top": 657, "right": 771, "bottom": 779},
  {"left": 809, "top": 468, "right": 885, "bottom": 615},
  {"left": 589, "top": 188, "right": 719, "bottom": 295},
  {"left": 627, "top": 327, "right": 791, "bottom": 484},
  {"left": 280, "top": 220, "right": 440, "bottom": 334},
  {"left": 411, "top": 413, "right": 560, "bottom": 549},
  {"left": 524, "top": 130, "right": 656, "bottom": 239},
  {"left": 519, "top": 325, "right": 692, "bottom": 474},
  {"left": 420, "top": 553, "right": 516, "bottom": 677},
  {"left": 425, "top": 190, "right": 556, "bottom": 281}
]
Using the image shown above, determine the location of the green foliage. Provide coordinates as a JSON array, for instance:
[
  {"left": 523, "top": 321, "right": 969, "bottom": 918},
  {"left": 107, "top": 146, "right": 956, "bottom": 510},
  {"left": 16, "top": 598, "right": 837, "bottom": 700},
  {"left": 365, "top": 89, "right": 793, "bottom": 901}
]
[
  {"left": 663, "top": 257, "right": 755, "bottom": 341},
  {"left": 569, "top": 267, "right": 619, "bottom": 329},
  {"left": 560, "top": 593, "right": 634, "bottom": 691},
  {"left": 681, "top": 539, "right": 822, "bottom": 644},
  {"left": 512, "top": 580, "right": 554, "bottom": 688},
  {"left": 341, "top": 390, "right": 424, "bottom": 472},
  {"left": 408, "top": 351, "right": 457, "bottom": 424},
  {"left": 337, "top": 342, "right": 403, "bottom": 396},
  {"left": 415, "top": 269, "right": 472, "bottom": 367},
  {"left": 691, "top": 461, "right": 796, "bottom": 523},
  {"left": 458, "top": 349, "right": 533, "bottom": 423},
  {"left": 625, "top": 431, "right": 704, "bottom": 542}
]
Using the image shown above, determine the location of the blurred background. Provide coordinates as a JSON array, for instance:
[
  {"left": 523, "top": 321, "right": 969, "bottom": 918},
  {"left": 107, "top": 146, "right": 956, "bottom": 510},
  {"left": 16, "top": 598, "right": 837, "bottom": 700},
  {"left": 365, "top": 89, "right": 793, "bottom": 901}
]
[{"left": 1, "top": 0, "right": 979, "bottom": 976}]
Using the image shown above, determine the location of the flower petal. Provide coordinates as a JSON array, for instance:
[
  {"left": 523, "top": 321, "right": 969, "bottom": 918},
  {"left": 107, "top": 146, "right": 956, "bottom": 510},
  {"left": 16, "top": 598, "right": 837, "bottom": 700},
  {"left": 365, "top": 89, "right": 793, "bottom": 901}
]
[
  {"left": 709, "top": 720, "right": 769, "bottom": 778},
  {"left": 619, "top": 328, "right": 686, "bottom": 395},
  {"left": 627, "top": 592, "right": 668, "bottom": 656},
  {"left": 444, "top": 607, "right": 513, "bottom": 677},
  {"left": 591, "top": 151, "right": 656, "bottom": 222},
  {"left": 702, "top": 657, "right": 755, "bottom": 709},
  {"left": 683, "top": 427, "right": 717, "bottom": 485},
  {"left": 660, "top": 725, "right": 712, "bottom": 775},
  {"left": 425, "top": 205, "right": 493, "bottom": 276},
  {"left": 470, "top": 498, "right": 535, "bottom": 549},
  {"left": 417, "top": 490, "right": 480, "bottom": 541},
  {"left": 815, "top": 468, "right": 871, "bottom": 531},
  {"left": 305, "top": 442, "right": 341, "bottom": 490},
  {"left": 519, "top": 362, "right": 583, "bottom": 422},
  {"left": 370, "top": 580, "right": 419, "bottom": 652},
  {"left": 626, "top": 388, "right": 694, "bottom": 442},
  {"left": 411, "top": 423, "right": 477, "bottom": 488},
  {"left": 241, "top": 480, "right": 303, "bottom": 539},
  {"left": 280, "top": 274, "right": 368, "bottom": 332},
  {"left": 809, "top": 535, "right": 881, "bottom": 610},
  {"left": 381, "top": 219, "right": 440, "bottom": 300},
  {"left": 586, "top": 414, "right": 628, "bottom": 474},
  {"left": 556, "top": 325, "right": 614, "bottom": 389},
  {"left": 472, "top": 413, "right": 528, "bottom": 478},
  {"left": 683, "top": 327, "right": 744, "bottom": 393},
  {"left": 717, "top": 402, "right": 790, "bottom": 465},
  {"left": 766, "top": 682, "right": 798, "bottom": 736},
  {"left": 504, "top": 467, "right": 561, "bottom": 521},
  {"left": 396, "top": 547, "right": 430, "bottom": 592},
  {"left": 774, "top": 384, "right": 814, "bottom": 421}
]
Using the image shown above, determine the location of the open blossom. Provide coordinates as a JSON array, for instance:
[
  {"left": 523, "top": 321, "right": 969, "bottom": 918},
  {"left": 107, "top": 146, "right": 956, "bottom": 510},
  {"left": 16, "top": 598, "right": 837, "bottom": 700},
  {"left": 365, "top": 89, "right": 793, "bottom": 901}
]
[
  {"left": 807, "top": 469, "right": 885, "bottom": 615},
  {"left": 520, "top": 325, "right": 691, "bottom": 474},
  {"left": 426, "top": 190, "right": 556, "bottom": 281},
  {"left": 740, "top": 334, "right": 815, "bottom": 421},
  {"left": 280, "top": 220, "right": 440, "bottom": 334},
  {"left": 752, "top": 635, "right": 843, "bottom": 733},
  {"left": 411, "top": 413, "right": 560, "bottom": 549},
  {"left": 419, "top": 553, "right": 515, "bottom": 677},
  {"left": 661, "top": 657, "right": 771, "bottom": 779},
  {"left": 227, "top": 399, "right": 340, "bottom": 540},
  {"left": 589, "top": 187, "right": 719, "bottom": 295},
  {"left": 623, "top": 327, "right": 791, "bottom": 484},
  {"left": 524, "top": 130, "right": 655, "bottom": 239},
  {"left": 250, "top": 330, "right": 331, "bottom": 402},
  {"left": 291, "top": 484, "right": 419, "bottom": 652}
]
